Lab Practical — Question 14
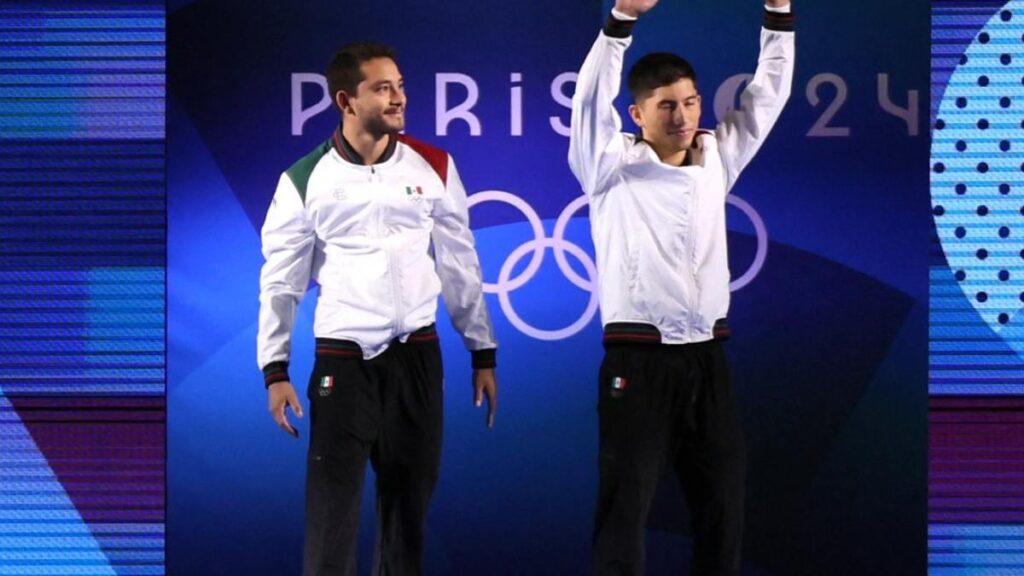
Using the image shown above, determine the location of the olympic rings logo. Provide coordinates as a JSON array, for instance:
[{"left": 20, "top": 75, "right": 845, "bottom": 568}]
[{"left": 467, "top": 191, "right": 768, "bottom": 341}]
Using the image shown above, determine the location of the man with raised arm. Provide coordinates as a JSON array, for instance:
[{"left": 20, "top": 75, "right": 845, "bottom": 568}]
[
  {"left": 257, "top": 42, "right": 498, "bottom": 576},
  {"left": 568, "top": 1, "right": 794, "bottom": 574}
]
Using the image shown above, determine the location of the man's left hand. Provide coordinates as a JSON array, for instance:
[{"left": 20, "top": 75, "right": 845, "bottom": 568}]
[{"left": 473, "top": 368, "right": 498, "bottom": 429}]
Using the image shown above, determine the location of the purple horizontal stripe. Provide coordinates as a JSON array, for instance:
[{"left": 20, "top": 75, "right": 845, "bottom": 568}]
[
  {"left": 3, "top": 396, "right": 162, "bottom": 407},
  {"left": 931, "top": 472, "right": 1024, "bottom": 479},
  {"left": 931, "top": 457, "right": 1024, "bottom": 467},
  {"left": 931, "top": 497, "right": 1024, "bottom": 507},
  {"left": 932, "top": 446, "right": 1024, "bottom": 454},
  {"left": 930, "top": 511, "right": 1024, "bottom": 523},
  {"left": 932, "top": 415, "right": 1024, "bottom": 424},
  {"left": 4, "top": 474, "right": 163, "bottom": 483},
  {"left": 930, "top": 486, "right": 1024, "bottom": 496},
  {"left": 13, "top": 453, "right": 164, "bottom": 462},
  {"left": 932, "top": 397, "right": 1024, "bottom": 407}
]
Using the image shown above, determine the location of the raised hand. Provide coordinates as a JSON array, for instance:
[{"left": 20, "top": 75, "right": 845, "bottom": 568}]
[{"left": 614, "top": 0, "right": 658, "bottom": 18}]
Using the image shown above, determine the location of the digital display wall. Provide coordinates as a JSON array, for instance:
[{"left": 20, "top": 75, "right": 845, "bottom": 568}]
[
  {"left": 0, "top": 2, "right": 166, "bottom": 575},
  {"left": 929, "top": 1, "right": 1024, "bottom": 573}
]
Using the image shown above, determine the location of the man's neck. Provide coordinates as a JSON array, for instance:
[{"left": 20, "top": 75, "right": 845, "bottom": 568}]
[
  {"left": 653, "top": 145, "right": 689, "bottom": 167},
  {"left": 638, "top": 130, "right": 693, "bottom": 167},
  {"left": 340, "top": 124, "right": 391, "bottom": 164}
]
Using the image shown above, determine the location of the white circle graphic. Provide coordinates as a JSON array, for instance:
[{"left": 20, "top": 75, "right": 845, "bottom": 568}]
[{"left": 468, "top": 191, "right": 768, "bottom": 339}]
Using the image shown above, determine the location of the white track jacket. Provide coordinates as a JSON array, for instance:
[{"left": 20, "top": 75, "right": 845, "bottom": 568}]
[
  {"left": 257, "top": 131, "right": 496, "bottom": 381},
  {"left": 568, "top": 7, "right": 795, "bottom": 344}
]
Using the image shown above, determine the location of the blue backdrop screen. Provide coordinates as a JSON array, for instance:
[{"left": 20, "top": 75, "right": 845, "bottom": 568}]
[{"left": 167, "top": 1, "right": 927, "bottom": 574}]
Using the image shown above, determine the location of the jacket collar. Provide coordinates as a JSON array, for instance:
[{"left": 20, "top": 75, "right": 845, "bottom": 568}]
[{"left": 332, "top": 124, "right": 397, "bottom": 165}]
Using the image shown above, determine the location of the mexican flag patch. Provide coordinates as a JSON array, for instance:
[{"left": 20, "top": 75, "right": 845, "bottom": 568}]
[
  {"left": 318, "top": 375, "right": 334, "bottom": 397},
  {"left": 610, "top": 376, "right": 628, "bottom": 398}
]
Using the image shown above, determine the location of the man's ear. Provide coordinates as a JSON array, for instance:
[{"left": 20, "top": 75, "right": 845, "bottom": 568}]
[
  {"left": 335, "top": 90, "right": 353, "bottom": 115},
  {"left": 628, "top": 103, "right": 643, "bottom": 128}
]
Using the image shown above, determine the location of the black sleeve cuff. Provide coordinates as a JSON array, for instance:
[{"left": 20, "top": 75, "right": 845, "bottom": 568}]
[
  {"left": 763, "top": 9, "right": 795, "bottom": 32},
  {"left": 263, "top": 361, "right": 290, "bottom": 388},
  {"left": 471, "top": 348, "right": 497, "bottom": 370},
  {"left": 603, "top": 13, "right": 636, "bottom": 38}
]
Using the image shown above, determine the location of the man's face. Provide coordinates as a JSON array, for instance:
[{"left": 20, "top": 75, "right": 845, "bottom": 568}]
[
  {"left": 342, "top": 57, "right": 406, "bottom": 136},
  {"left": 629, "top": 77, "right": 702, "bottom": 154}
]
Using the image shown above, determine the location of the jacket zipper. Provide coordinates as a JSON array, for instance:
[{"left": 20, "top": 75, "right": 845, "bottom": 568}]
[
  {"left": 682, "top": 188, "right": 700, "bottom": 340},
  {"left": 372, "top": 164, "right": 404, "bottom": 335}
]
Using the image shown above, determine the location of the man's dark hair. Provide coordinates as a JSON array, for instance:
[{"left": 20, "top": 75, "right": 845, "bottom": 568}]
[
  {"left": 627, "top": 52, "right": 698, "bottom": 100},
  {"left": 326, "top": 42, "right": 397, "bottom": 107}
]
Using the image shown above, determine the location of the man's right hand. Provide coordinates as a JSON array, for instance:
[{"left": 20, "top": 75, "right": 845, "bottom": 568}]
[
  {"left": 614, "top": 0, "right": 658, "bottom": 18},
  {"left": 268, "top": 381, "right": 304, "bottom": 438}
]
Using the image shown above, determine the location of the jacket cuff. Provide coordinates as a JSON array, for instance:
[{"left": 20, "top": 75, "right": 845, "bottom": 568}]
[
  {"left": 603, "top": 12, "right": 637, "bottom": 38},
  {"left": 763, "top": 8, "right": 795, "bottom": 31},
  {"left": 471, "top": 348, "right": 497, "bottom": 370},
  {"left": 263, "top": 361, "right": 290, "bottom": 388}
]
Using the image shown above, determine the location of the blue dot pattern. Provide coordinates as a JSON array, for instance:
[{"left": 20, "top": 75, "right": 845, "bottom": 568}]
[{"left": 932, "top": 2, "right": 1024, "bottom": 335}]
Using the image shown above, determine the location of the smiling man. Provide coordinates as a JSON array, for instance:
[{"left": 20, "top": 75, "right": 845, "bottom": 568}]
[
  {"left": 568, "top": 1, "right": 794, "bottom": 574},
  {"left": 257, "top": 42, "right": 498, "bottom": 576}
]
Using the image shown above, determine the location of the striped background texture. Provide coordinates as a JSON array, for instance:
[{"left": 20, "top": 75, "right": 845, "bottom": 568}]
[{"left": 0, "top": 2, "right": 165, "bottom": 575}]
